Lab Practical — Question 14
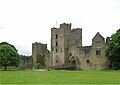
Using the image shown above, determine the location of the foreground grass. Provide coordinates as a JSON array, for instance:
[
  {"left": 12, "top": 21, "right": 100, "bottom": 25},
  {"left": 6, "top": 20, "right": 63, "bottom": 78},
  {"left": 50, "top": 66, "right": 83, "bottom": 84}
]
[{"left": 0, "top": 70, "right": 120, "bottom": 84}]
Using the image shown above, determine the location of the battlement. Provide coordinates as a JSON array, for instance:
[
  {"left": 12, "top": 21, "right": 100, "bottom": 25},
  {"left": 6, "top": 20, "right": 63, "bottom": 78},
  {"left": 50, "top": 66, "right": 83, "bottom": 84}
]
[
  {"left": 51, "top": 27, "right": 57, "bottom": 30},
  {"left": 60, "top": 23, "right": 71, "bottom": 29},
  {"left": 32, "top": 42, "right": 47, "bottom": 49},
  {"left": 72, "top": 28, "right": 82, "bottom": 32}
]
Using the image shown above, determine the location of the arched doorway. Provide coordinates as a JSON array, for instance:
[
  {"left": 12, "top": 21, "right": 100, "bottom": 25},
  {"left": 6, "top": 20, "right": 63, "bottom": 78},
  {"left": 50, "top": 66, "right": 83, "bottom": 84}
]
[
  {"left": 71, "top": 57, "right": 76, "bottom": 68},
  {"left": 72, "top": 60, "right": 76, "bottom": 68}
]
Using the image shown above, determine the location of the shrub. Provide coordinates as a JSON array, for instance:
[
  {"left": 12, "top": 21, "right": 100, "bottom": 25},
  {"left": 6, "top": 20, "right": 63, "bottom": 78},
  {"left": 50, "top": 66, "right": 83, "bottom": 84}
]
[
  {"left": 47, "top": 68, "right": 51, "bottom": 71},
  {"left": 35, "top": 63, "right": 41, "bottom": 69}
]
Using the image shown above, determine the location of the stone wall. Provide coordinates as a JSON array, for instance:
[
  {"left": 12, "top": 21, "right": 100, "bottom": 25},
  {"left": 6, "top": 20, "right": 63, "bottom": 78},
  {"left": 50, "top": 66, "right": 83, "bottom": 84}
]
[
  {"left": 51, "top": 23, "right": 82, "bottom": 68},
  {"left": 51, "top": 23, "right": 109, "bottom": 70},
  {"left": 32, "top": 42, "right": 50, "bottom": 68},
  {"left": 19, "top": 56, "right": 33, "bottom": 69},
  {"left": 29, "top": 23, "right": 109, "bottom": 70}
]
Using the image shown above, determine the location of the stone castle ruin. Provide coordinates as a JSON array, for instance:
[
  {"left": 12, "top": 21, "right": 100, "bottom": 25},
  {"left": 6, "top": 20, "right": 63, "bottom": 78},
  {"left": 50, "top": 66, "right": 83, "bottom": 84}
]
[
  {"left": 32, "top": 42, "right": 50, "bottom": 68},
  {"left": 32, "top": 23, "right": 109, "bottom": 70}
]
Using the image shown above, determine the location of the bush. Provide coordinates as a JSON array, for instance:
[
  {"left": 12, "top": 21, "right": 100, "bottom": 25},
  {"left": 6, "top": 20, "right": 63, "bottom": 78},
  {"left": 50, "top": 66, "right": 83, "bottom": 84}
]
[
  {"left": 35, "top": 63, "right": 41, "bottom": 69},
  {"left": 47, "top": 68, "right": 51, "bottom": 71}
]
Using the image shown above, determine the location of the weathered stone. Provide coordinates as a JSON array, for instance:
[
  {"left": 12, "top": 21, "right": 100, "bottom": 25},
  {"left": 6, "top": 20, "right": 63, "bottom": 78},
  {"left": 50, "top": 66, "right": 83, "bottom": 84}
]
[
  {"left": 19, "top": 56, "right": 33, "bottom": 69},
  {"left": 51, "top": 23, "right": 109, "bottom": 70},
  {"left": 31, "top": 23, "right": 109, "bottom": 70},
  {"left": 32, "top": 42, "right": 50, "bottom": 68}
]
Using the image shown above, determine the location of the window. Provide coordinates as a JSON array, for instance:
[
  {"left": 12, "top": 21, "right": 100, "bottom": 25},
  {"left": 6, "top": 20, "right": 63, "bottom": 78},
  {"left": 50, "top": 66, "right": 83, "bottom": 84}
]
[
  {"left": 69, "top": 53, "right": 72, "bottom": 56},
  {"left": 86, "top": 60, "right": 90, "bottom": 63},
  {"left": 56, "top": 60, "right": 58, "bottom": 63},
  {"left": 56, "top": 35, "right": 58, "bottom": 39},
  {"left": 96, "top": 50, "right": 101, "bottom": 55},
  {"left": 56, "top": 49, "right": 57, "bottom": 52},
  {"left": 56, "top": 42, "right": 58, "bottom": 46}
]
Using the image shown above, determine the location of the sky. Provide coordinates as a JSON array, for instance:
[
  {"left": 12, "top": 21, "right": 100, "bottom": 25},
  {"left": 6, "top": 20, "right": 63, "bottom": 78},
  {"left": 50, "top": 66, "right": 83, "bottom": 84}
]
[{"left": 0, "top": 0, "right": 120, "bottom": 56}]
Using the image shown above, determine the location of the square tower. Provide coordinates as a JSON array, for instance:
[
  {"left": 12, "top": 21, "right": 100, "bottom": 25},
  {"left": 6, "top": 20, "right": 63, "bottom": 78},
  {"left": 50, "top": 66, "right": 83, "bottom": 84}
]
[
  {"left": 32, "top": 42, "right": 50, "bottom": 68},
  {"left": 51, "top": 23, "right": 82, "bottom": 68}
]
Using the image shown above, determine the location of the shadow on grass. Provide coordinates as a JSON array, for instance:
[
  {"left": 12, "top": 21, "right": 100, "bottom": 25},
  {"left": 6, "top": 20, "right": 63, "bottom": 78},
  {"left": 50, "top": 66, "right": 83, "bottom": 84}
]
[{"left": 0, "top": 67, "right": 31, "bottom": 71}]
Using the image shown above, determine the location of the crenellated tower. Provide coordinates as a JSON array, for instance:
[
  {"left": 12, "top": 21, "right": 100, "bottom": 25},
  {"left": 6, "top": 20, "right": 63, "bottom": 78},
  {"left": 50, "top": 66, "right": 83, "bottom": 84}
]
[{"left": 51, "top": 23, "right": 82, "bottom": 68}]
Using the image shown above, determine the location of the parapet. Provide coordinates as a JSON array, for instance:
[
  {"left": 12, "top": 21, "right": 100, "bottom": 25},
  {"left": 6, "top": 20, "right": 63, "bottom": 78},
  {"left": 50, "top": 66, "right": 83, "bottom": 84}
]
[
  {"left": 32, "top": 42, "right": 47, "bottom": 49},
  {"left": 51, "top": 27, "right": 57, "bottom": 30},
  {"left": 60, "top": 23, "right": 71, "bottom": 29},
  {"left": 72, "top": 28, "right": 82, "bottom": 32}
]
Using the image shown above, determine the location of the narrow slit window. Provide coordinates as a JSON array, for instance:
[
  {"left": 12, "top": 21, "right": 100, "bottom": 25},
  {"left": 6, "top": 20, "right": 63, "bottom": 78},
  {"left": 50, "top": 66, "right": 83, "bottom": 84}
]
[
  {"left": 56, "top": 42, "right": 58, "bottom": 46},
  {"left": 56, "top": 35, "right": 58, "bottom": 39},
  {"left": 56, "top": 49, "right": 57, "bottom": 52}
]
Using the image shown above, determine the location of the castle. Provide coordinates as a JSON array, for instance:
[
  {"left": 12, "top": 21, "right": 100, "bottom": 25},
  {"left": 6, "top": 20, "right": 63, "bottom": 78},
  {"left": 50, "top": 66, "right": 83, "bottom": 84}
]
[{"left": 32, "top": 23, "right": 109, "bottom": 70}]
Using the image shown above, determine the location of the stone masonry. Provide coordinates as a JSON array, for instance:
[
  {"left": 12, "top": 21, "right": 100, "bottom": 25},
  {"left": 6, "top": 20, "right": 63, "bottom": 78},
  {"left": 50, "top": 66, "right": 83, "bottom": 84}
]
[
  {"left": 32, "top": 23, "right": 109, "bottom": 70},
  {"left": 51, "top": 23, "right": 109, "bottom": 70},
  {"left": 32, "top": 42, "right": 50, "bottom": 68}
]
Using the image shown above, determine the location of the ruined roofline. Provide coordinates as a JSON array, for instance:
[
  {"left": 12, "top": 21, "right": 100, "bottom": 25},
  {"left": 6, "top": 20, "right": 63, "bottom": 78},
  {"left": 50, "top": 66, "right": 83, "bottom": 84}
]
[
  {"left": 32, "top": 42, "right": 50, "bottom": 52},
  {"left": 60, "top": 23, "right": 71, "bottom": 28},
  {"left": 82, "top": 46, "right": 92, "bottom": 52},
  {"left": 32, "top": 42, "right": 47, "bottom": 45},
  {"left": 72, "top": 28, "right": 82, "bottom": 31},
  {"left": 51, "top": 23, "right": 83, "bottom": 32},
  {"left": 51, "top": 23, "right": 72, "bottom": 29},
  {"left": 92, "top": 32, "right": 105, "bottom": 40},
  {"left": 32, "top": 42, "right": 47, "bottom": 49},
  {"left": 51, "top": 27, "right": 57, "bottom": 29},
  {"left": 83, "top": 46, "right": 92, "bottom": 48}
]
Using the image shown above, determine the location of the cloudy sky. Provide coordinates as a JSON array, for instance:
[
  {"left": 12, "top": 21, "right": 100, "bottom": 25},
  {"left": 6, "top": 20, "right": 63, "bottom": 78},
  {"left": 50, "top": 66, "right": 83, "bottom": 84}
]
[{"left": 0, "top": 0, "right": 120, "bottom": 55}]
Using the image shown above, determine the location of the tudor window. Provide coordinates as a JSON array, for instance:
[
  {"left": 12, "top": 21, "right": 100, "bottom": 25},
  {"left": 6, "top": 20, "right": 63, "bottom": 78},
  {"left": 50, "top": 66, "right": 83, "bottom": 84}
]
[
  {"left": 86, "top": 60, "right": 90, "bottom": 63},
  {"left": 96, "top": 50, "right": 101, "bottom": 55}
]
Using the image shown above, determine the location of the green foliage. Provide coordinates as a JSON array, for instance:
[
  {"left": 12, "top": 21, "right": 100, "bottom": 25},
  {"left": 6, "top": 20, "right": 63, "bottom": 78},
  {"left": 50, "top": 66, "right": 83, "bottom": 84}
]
[
  {"left": 47, "top": 68, "right": 51, "bottom": 71},
  {"left": 0, "top": 42, "right": 17, "bottom": 51},
  {"left": 0, "top": 42, "right": 20, "bottom": 71},
  {"left": 106, "top": 29, "right": 120, "bottom": 70},
  {"left": 35, "top": 63, "right": 41, "bottom": 69}
]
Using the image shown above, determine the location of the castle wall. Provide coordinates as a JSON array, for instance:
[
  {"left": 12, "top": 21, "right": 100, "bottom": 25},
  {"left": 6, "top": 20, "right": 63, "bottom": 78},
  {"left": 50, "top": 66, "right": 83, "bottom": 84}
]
[
  {"left": 90, "top": 33, "right": 108, "bottom": 70},
  {"left": 32, "top": 42, "right": 50, "bottom": 68},
  {"left": 80, "top": 32, "right": 109, "bottom": 70},
  {"left": 17, "top": 22, "right": 110, "bottom": 70},
  {"left": 71, "top": 28, "right": 82, "bottom": 46},
  {"left": 51, "top": 23, "right": 109, "bottom": 70},
  {"left": 19, "top": 56, "right": 33, "bottom": 69}
]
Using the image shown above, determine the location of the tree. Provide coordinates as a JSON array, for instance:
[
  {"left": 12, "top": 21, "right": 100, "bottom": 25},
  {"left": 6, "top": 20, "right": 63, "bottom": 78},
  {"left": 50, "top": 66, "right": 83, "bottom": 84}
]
[
  {"left": 0, "top": 42, "right": 20, "bottom": 71},
  {"left": 106, "top": 29, "right": 120, "bottom": 70}
]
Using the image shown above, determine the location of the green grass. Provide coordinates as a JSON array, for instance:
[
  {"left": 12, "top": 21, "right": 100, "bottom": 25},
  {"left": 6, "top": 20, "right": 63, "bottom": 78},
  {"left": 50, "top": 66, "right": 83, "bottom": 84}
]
[{"left": 0, "top": 70, "right": 120, "bottom": 84}]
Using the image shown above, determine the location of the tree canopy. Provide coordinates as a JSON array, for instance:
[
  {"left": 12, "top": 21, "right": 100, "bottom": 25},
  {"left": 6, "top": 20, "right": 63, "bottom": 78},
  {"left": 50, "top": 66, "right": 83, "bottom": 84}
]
[
  {"left": 0, "top": 42, "right": 20, "bottom": 71},
  {"left": 106, "top": 29, "right": 120, "bottom": 70}
]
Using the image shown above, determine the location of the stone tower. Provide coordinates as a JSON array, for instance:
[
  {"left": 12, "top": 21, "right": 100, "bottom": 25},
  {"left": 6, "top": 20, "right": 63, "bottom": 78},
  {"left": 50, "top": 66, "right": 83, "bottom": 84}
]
[
  {"left": 51, "top": 23, "right": 108, "bottom": 70},
  {"left": 32, "top": 42, "right": 50, "bottom": 68},
  {"left": 51, "top": 23, "right": 82, "bottom": 68}
]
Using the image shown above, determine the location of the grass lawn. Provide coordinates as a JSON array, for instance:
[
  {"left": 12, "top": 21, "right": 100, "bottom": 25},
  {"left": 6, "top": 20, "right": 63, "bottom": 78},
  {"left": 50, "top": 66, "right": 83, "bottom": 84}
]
[{"left": 0, "top": 70, "right": 120, "bottom": 84}]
